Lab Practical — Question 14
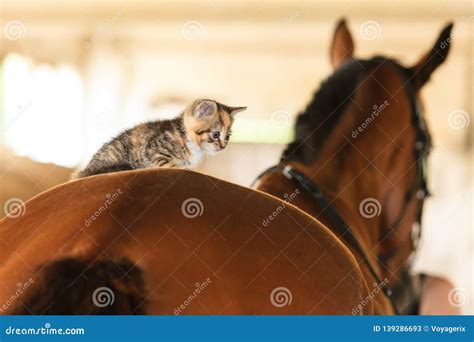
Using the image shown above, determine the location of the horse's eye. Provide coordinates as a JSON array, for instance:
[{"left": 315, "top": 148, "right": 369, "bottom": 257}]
[{"left": 212, "top": 132, "right": 220, "bottom": 140}]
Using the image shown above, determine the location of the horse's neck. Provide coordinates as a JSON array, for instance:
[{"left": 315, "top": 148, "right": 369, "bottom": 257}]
[
  {"left": 294, "top": 95, "right": 417, "bottom": 280},
  {"left": 295, "top": 142, "right": 388, "bottom": 252}
]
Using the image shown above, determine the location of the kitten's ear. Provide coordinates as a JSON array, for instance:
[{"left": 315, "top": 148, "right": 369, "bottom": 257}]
[
  {"left": 193, "top": 100, "right": 217, "bottom": 118},
  {"left": 228, "top": 106, "right": 247, "bottom": 115}
]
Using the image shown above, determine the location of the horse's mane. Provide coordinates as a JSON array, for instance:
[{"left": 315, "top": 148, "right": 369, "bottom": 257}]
[{"left": 281, "top": 57, "right": 395, "bottom": 164}]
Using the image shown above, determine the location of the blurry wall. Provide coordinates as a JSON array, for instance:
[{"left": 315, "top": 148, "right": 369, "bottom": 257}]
[
  {"left": 0, "top": 148, "right": 73, "bottom": 218},
  {"left": 1, "top": 0, "right": 472, "bottom": 312}
]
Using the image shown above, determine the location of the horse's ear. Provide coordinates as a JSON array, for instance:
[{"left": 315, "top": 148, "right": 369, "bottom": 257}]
[
  {"left": 409, "top": 22, "right": 453, "bottom": 90},
  {"left": 330, "top": 18, "right": 354, "bottom": 69}
]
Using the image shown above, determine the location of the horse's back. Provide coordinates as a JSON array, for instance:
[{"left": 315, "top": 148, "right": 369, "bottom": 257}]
[{"left": 0, "top": 169, "right": 372, "bottom": 314}]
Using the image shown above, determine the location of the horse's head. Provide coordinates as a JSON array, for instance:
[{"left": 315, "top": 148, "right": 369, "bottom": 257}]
[
  {"left": 257, "top": 19, "right": 453, "bottom": 313},
  {"left": 330, "top": 19, "right": 453, "bottom": 90},
  {"left": 325, "top": 18, "right": 453, "bottom": 269},
  {"left": 283, "top": 20, "right": 453, "bottom": 168}
]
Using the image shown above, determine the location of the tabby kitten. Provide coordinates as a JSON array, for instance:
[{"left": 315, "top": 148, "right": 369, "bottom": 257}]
[{"left": 76, "top": 99, "right": 246, "bottom": 178}]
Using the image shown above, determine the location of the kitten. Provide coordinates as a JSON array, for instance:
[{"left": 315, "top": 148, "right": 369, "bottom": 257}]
[{"left": 76, "top": 99, "right": 246, "bottom": 178}]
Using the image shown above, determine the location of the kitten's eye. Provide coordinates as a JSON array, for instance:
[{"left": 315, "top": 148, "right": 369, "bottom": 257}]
[
  {"left": 225, "top": 133, "right": 231, "bottom": 141},
  {"left": 211, "top": 132, "right": 220, "bottom": 140}
]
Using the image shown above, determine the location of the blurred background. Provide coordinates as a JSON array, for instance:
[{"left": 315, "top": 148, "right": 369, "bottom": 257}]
[{"left": 0, "top": 0, "right": 472, "bottom": 313}]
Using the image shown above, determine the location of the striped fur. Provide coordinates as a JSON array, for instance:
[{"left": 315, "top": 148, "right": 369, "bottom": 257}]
[{"left": 77, "top": 99, "right": 246, "bottom": 178}]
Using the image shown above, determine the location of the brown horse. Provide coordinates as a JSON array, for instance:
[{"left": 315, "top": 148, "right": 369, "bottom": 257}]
[
  {"left": 253, "top": 20, "right": 453, "bottom": 314},
  {"left": 0, "top": 20, "right": 452, "bottom": 315},
  {"left": 2, "top": 168, "right": 373, "bottom": 315}
]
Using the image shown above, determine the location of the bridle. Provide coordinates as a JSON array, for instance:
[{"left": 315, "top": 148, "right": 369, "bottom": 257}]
[{"left": 251, "top": 59, "right": 431, "bottom": 315}]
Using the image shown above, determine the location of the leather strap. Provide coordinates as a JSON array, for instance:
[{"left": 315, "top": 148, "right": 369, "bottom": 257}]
[{"left": 281, "top": 165, "right": 400, "bottom": 314}]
